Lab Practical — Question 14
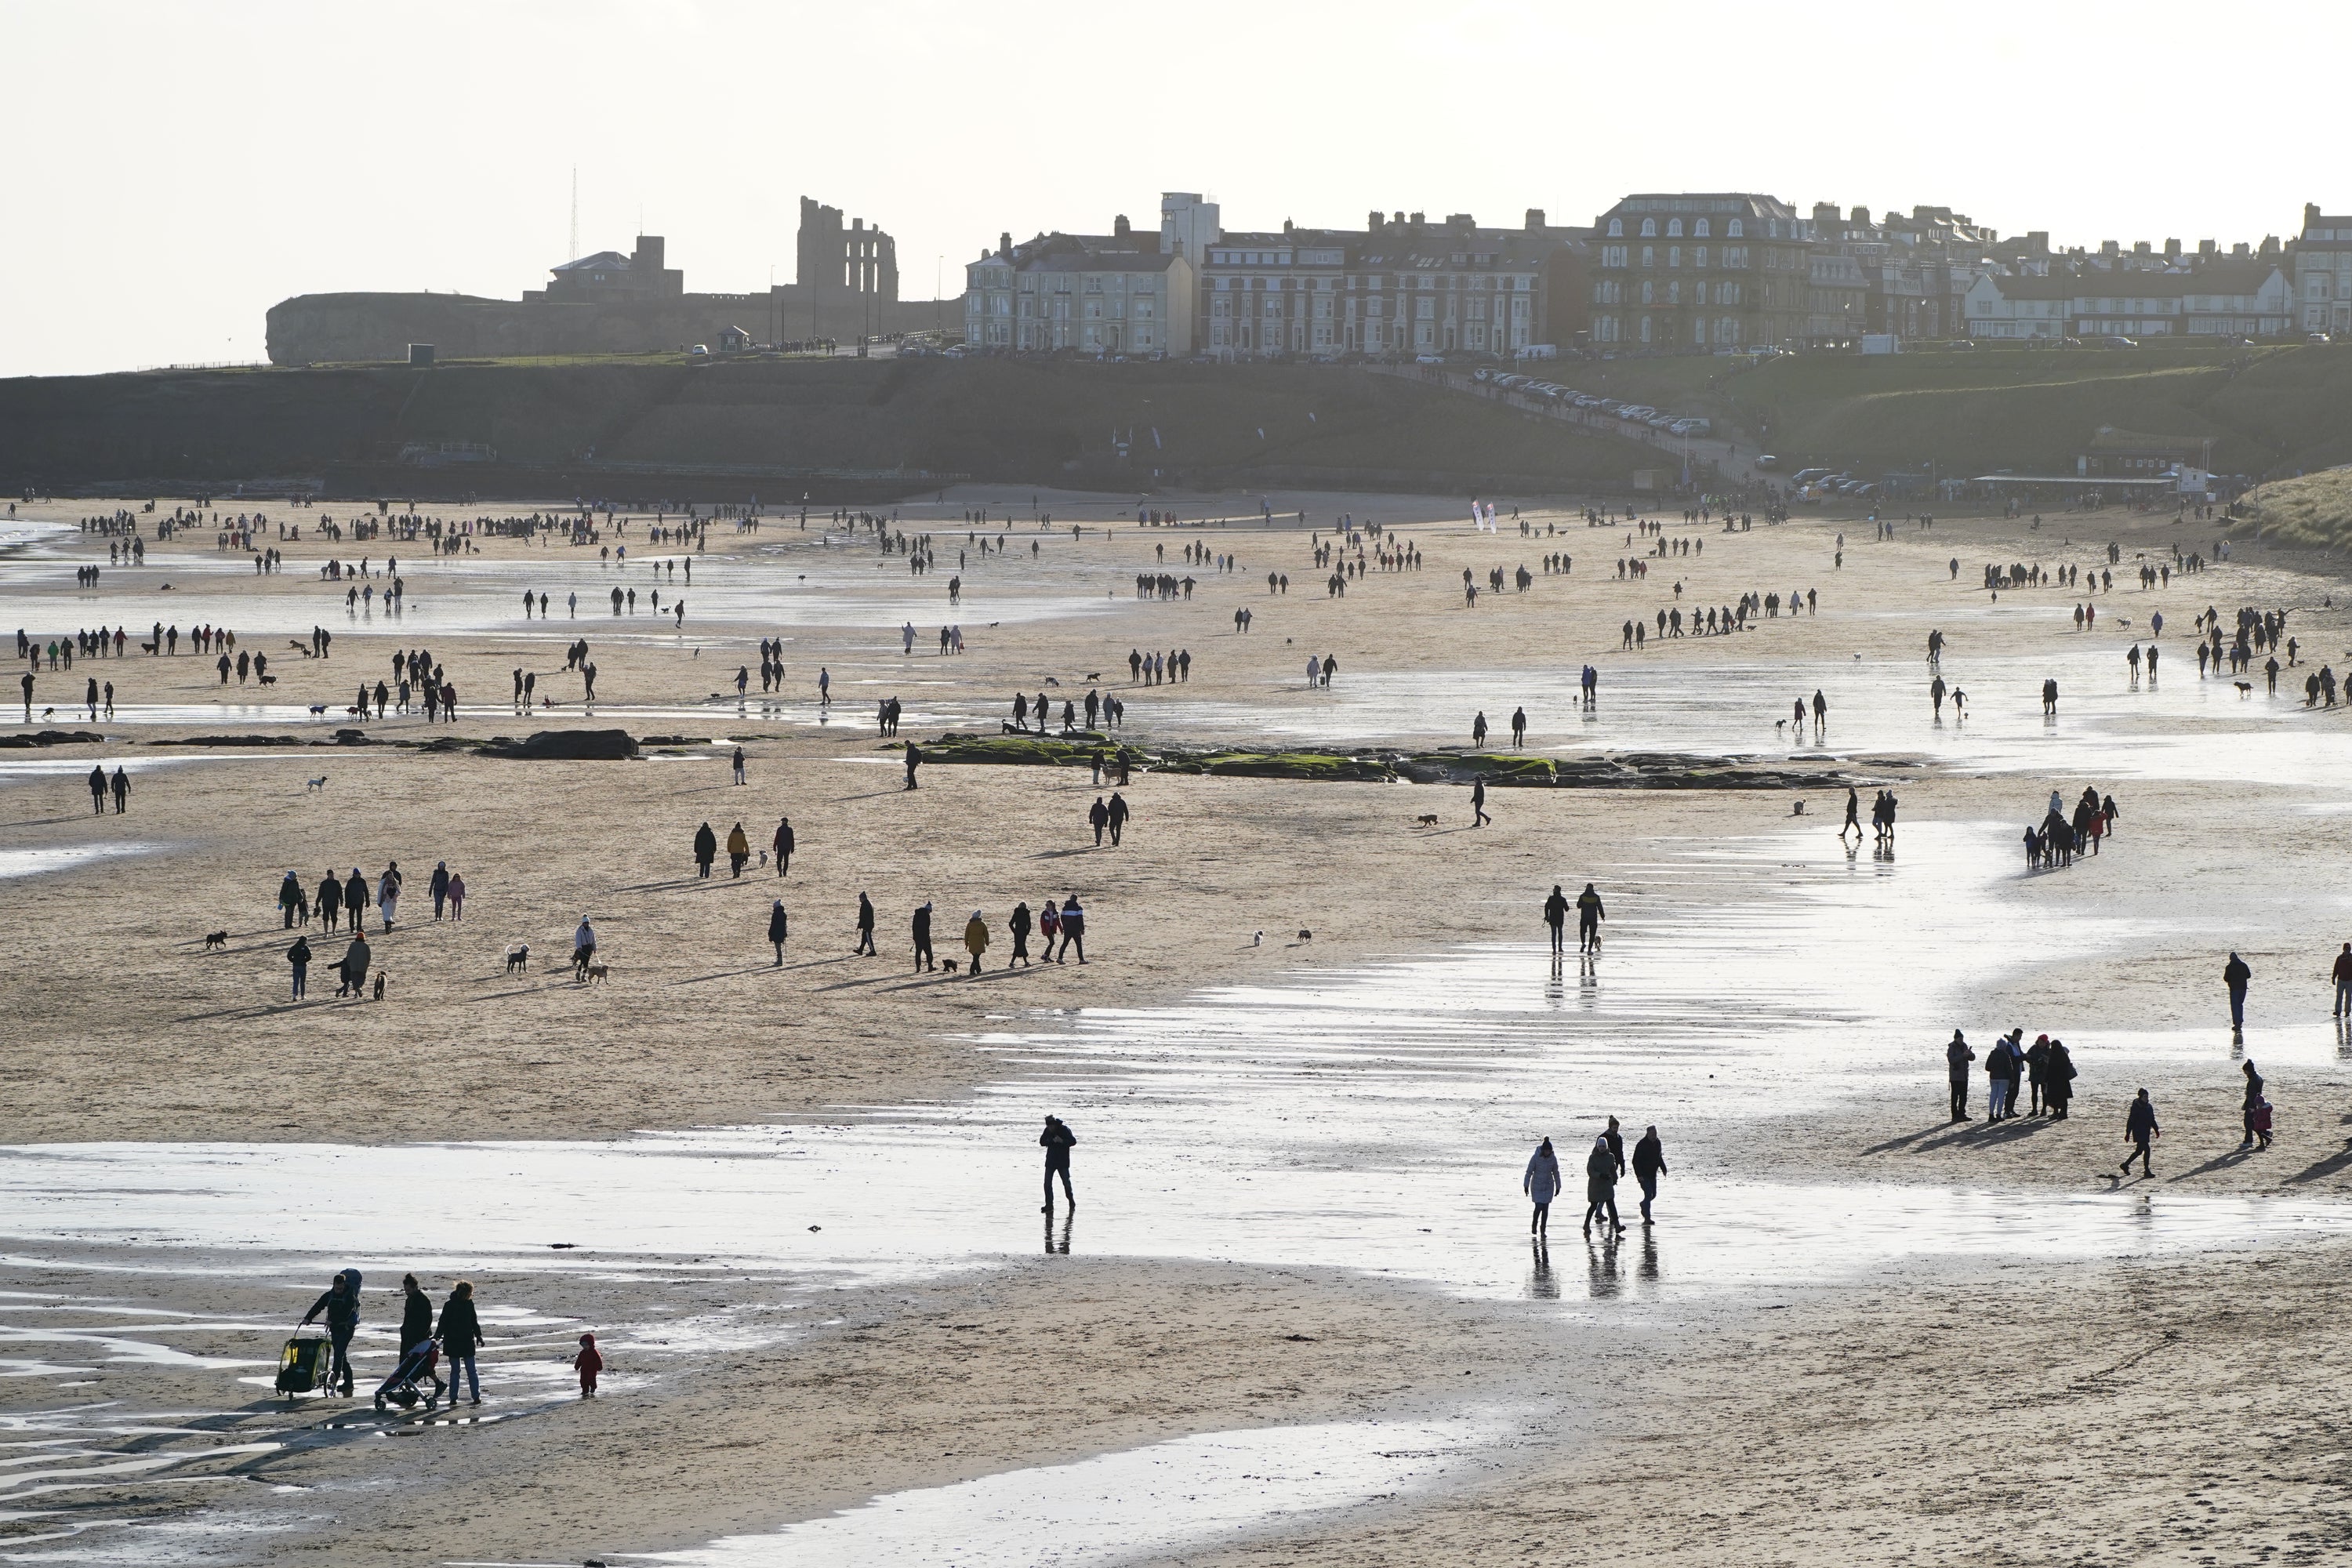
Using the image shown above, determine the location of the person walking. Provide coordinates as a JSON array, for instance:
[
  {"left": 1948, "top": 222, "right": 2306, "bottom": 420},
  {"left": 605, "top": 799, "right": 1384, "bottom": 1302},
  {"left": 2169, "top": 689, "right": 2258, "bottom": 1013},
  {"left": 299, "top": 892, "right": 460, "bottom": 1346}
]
[
  {"left": 902, "top": 740, "right": 922, "bottom": 791},
  {"left": 1057, "top": 894, "right": 1086, "bottom": 963},
  {"left": 2332, "top": 942, "right": 2352, "bottom": 1018},
  {"left": 1575, "top": 883, "right": 1605, "bottom": 953},
  {"left": 2241, "top": 1059, "right": 2266, "bottom": 1149},
  {"left": 337, "top": 931, "right": 372, "bottom": 998},
  {"left": 855, "top": 891, "right": 877, "bottom": 956},
  {"left": 912, "top": 901, "right": 935, "bottom": 972},
  {"left": 1523, "top": 1138, "right": 1562, "bottom": 1236},
  {"left": 772, "top": 816, "right": 795, "bottom": 878},
  {"left": 448, "top": 870, "right": 465, "bottom": 921},
  {"left": 1040, "top": 1114, "right": 1076, "bottom": 1213},
  {"left": 287, "top": 933, "right": 311, "bottom": 1000},
  {"left": 298, "top": 1269, "right": 362, "bottom": 1396},
  {"left": 278, "top": 869, "right": 305, "bottom": 929},
  {"left": 1106, "top": 790, "right": 1131, "bottom": 847},
  {"left": 1839, "top": 786, "right": 1861, "bottom": 844},
  {"left": 1946, "top": 1029, "right": 1974, "bottom": 1122},
  {"left": 963, "top": 909, "right": 990, "bottom": 974},
  {"left": 572, "top": 916, "right": 597, "bottom": 980},
  {"left": 1542, "top": 884, "right": 1570, "bottom": 955},
  {"left": 376, "top": 861, "right": 402, "bottom": 930},
  {"left": 1472, "top": 776, "right": 1491, "bottom": 828},
  {"left": 726, "top": 822, "right": 750, "bottom": 877},
  {"left": 731, "top": 746, "right": 747, "bottom": 786},
  {"left": 1009, "top": 901, "right": 1033, "bottom": 966},
  {"left": 436, "top": 1279, "right": 485, "bottom": 1406},
  {"left": 1510, "top": 706, "right": 1528, "bottom": 748},
  {"left": 87, "top": 764, "right": 106, "bottom": 816},
  {"left": 1581, "top": 1134, "right": 1623, "bottom": 1238},
  {"left": 1089, "top": 795, "right": 1109, "bottom": 846},
  {"left": 2224, "top": 951, "right": 2252, "bottom": 1036},
  {"left": 693, "top": 821, "right": 717, "bottom": 879},
  {"left": 430, "top": 861, "right": 451, "bottom": 920},
  {"left": 768, "top": 899, "right": 789, "bottom": 966},
  {"left": 1632, "top": 1126, "right": 1667, "bottom": 1224},
  {"left": 318, "top": 868, "right": 344, "bottom": 931},
  {"left": 2122, "top": 1089, "right": 2159, "bottom": 1176},
  {"left": 397, "top": 1272, "right": 435, "bottom": 1363}
]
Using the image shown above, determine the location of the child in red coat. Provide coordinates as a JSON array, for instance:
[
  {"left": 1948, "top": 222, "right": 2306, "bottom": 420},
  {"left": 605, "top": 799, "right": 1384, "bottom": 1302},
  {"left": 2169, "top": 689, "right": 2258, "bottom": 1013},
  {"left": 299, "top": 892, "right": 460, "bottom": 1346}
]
[{"left": 573, "top": 1331, "right": 603, "bottom": 1396}]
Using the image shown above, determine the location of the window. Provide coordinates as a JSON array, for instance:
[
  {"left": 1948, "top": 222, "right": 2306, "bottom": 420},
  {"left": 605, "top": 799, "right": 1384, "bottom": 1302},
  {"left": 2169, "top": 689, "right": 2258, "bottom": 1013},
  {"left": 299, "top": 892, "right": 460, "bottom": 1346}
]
[
  {"left": 1694, "top": 219, "right": 1711, "bottom": 238},
  {"left": 1728, "top": 220, "right": 1744, "bottom": 238},
  {"left": 1602, "top": 245, "right": 1628, "bottom": 268},
  {"left": 1641, "top": 219, "right": 1657, "bottom": 238},
  {"left": 1694, "top": 247, "right": 1708, "bottom": 268},
  {"left": 1608, "top": 218, "right": 1624, "bottom": 238},
  {"left": 1641, "top": 246, "right": 1654, "bottom": 267},
  {"left": 1667, "top": 219, "right": 1683, "bottom": 238},
  {"left": 1668, "top": 246, "right": 1681, "bottom": 269}
]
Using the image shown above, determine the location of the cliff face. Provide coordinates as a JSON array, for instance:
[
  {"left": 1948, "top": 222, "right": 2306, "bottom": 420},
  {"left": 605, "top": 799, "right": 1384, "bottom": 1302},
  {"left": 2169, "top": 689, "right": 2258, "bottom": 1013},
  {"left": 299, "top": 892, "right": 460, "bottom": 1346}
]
[{"left": 265, "top": 292, "right": 951, "bottom": 365}]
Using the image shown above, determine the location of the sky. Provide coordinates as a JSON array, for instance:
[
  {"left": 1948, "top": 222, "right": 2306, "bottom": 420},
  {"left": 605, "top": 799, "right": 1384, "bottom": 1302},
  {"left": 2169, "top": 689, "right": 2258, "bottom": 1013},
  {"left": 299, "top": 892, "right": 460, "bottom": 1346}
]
[{"left": 3, "top": 0, "right": 2345, "bottom": 379}]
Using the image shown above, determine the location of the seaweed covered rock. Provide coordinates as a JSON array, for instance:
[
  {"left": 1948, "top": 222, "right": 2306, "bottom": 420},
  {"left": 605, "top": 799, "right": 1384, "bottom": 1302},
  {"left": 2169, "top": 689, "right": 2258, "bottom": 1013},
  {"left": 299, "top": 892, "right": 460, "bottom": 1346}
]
[{"left": 482, "top": 729, "right": 640, "bottom": 760}]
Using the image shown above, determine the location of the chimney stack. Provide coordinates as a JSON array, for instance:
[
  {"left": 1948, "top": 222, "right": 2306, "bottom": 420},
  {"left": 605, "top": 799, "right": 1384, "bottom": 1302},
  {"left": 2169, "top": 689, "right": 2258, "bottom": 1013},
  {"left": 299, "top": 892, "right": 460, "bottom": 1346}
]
[{"left": 1525, "top": 208, "right": 1544, "bottom": 230}]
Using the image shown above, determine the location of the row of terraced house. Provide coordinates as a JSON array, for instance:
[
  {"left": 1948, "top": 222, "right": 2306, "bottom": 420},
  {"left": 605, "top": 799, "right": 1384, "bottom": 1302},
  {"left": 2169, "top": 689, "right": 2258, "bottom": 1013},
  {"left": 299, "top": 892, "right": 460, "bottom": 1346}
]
[{"left": 961, "top": 192, "right": 2351, "bottom": 357}]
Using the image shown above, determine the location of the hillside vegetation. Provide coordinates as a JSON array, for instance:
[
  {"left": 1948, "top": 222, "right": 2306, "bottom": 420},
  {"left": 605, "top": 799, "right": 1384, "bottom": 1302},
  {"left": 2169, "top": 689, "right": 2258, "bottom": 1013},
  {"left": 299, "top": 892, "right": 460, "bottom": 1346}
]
[
  {"left": 1574, "top": 342, "right": 2352, "bottom": 480},
  {"left": 2242, "top": 469, "right": 2352, "bottom": 551},
  {"left": 0, "top": 358, "right": 1650, "bottom": 496}
]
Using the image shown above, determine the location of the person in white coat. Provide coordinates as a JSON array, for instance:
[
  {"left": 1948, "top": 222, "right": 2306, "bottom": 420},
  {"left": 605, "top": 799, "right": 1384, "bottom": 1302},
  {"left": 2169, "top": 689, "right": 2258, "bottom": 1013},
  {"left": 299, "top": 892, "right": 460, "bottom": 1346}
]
[{"left": 1523, "top": 1138, "right": 1562, "bottom": 1236}]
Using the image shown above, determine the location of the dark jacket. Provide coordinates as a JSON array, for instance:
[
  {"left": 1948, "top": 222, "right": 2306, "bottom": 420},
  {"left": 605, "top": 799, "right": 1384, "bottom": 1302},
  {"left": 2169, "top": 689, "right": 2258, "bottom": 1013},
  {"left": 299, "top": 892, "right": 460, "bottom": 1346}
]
[
  {"left": 1632, "top": 1131, "right": 1666, "bottom": 1181},
  {"left": 343, "top": 871, "right": 368, "bottom": 913},
  {"left": 318, "top": 875, "right": 343, "bottom": 915},
  {"left": 278, "top": 873, "right": 303, "bottom": 909},
  {"left": 288, "top": 936, "right": 310, "bottom": 970},
  {"left": 437, "top": 1293, "right": 484, "bottom": 1356},
  {"left": 2224, "top": 955, "right": 2252, "bottom": 990},
  {"left": 2126, "top": 1097, "right": 2158, "bottom": 1140},
  {"left": 1040, "top": 1119, "right": 1076, "bottom": 1164},
  {"left": 430, "top": 864, "right": 450, "bottom": 899},
  {"left": 768, "top": 904, "right": 789, "bottom": 942},
  {"left": 856, "top": 894, "right": 875, "bottom": 932},
  {"left": 400, "top": 1287, "right": 434, "bottom": 1352},
  {"left": 774, "top": 819, "right": 795, "bottom": 855},
  {"left": 693, "top": 823, "right": 718, "bottom": 864}
]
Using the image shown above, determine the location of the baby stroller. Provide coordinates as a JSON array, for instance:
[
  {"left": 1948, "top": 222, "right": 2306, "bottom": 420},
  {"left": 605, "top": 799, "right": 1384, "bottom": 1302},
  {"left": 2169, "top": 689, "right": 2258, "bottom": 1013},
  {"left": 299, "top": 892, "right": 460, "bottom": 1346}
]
[
  {"left": 373, "top": 1339, "right": 445, "bottom": 1412},
  {"left": 275, "top": 1325, "right": 334, "bottom": 1399}
]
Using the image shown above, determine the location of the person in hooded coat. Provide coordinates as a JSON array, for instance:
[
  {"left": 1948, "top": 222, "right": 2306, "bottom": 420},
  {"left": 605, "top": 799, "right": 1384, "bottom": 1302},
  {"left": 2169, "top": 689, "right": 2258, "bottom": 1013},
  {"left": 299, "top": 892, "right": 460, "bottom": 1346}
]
[
  {"left": 768, "top": 899, "right": 789, "bottom": 965},
  {"left": 1008, "top": 902, "right": 1033, "bottom": 966},
  {"left": 337, "top": 932, "right": 372, "bottom": 997},
  {"left": 278, "top": 870, "right": 305, "bottom": 928},
  {"left": 1582, "top": 1134, "right": 1623, "bottom": 1237},
  {"left": 1523, "top": 1138, "right": 1562, "bottom": 1235},
  {"left": 287, "top": 933, "right": 311, "bottom": 1000},
  {"left": 343, "top": 868, "right": 368, "bottom": 931},
  {"left": 964, "top": 910, "right": 990, "bottom": 974},
  {"left": 2043, "top": 1038, "right": 2078, "bottom": 1120},
  {"left": 693, "top": 822, "right": 718, "bottom": 878},
  {"left": 726, "top": 822, "right": 750, "bottom": 877}
]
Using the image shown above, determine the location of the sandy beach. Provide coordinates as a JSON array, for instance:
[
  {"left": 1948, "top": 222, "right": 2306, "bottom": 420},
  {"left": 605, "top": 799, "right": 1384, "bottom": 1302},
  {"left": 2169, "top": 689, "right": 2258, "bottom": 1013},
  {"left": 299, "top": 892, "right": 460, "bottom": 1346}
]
[{"left": 6, "top": 484, "right": 2352, "bottom": 1564}]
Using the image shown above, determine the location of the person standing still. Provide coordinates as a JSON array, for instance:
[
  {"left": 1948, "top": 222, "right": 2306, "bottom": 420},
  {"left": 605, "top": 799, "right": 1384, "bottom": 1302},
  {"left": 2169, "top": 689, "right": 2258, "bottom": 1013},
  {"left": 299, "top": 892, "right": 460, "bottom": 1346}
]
[
  {"left": 2241, "top": 1059, "right": 2266, "bottom": 1149},
  {"left": 437, "top": 1280, "right": 485, "bottom": 1405},
  {"left": 2332, "top": 942, "right": 2352, "bottom": 1018},
  {"left": 2224, "top": 951, "right": 2252, "bottom": 1036},
  {"left": 1946, "top": 1030, "right": 1974, "bottom": 1122},
  {"left": 1040, "top": 1115, "right": 1076, "bottom": 1213},
  {"left": 1057, "top": 894, "right": 1086, "bottom": 964}
]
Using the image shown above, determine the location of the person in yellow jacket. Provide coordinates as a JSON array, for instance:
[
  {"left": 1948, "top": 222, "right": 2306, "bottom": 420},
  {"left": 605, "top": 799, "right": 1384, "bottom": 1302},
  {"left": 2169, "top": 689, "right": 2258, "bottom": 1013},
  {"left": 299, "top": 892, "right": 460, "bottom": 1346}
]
[
  {"left": 963, "top": 910, "right": 990, "bottom": 974},
  {"left": 725, "top": 822, "right": 750, "bottom": 878}
]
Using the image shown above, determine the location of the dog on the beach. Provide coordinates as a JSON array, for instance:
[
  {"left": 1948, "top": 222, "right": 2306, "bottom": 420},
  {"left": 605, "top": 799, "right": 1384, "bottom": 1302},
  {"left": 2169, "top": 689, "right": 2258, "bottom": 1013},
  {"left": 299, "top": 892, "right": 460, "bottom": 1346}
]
[
  {"left": 2234, "top": 681, "right": 2253, "bottom": 697},
  {"left": 306, "top": 776, "right": 328, "bottom": 792},
  {"left": 1252, "top": 931, "right": 1264, "bottom": 946},
  {"left": 371, "top": 971, "right": 387, "bottom": 1001},
  {"left": 307, "top": 704, "right": 328, "bottom": 717},
  {"left": 1415, "top": 814, "right": 1439, "bottom": 826},
  {"left": 584, "top": 964, "right": 608, "bottom": 985},
  {"left": 504, "top": 944, "right": 530, "bottom": 974},
  {"left": 257, "top": 673, "right": 276, "bottom": 685},
  {"left": 1297, "top": 929, "right": 1312, "bottom": 941},
  {"left": 942, "top": 959, "right": 961, "bottom": 975},
  {"left": 203, "top": 930, "right": 228, "bottom": 950}
]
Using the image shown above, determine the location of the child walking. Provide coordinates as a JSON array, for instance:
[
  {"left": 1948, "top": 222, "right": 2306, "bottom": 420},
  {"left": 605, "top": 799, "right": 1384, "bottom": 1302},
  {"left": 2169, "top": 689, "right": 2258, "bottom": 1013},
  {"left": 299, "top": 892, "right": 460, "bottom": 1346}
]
[{"left": 573, "top": 1331, "right": 603, "bottom": 1397}]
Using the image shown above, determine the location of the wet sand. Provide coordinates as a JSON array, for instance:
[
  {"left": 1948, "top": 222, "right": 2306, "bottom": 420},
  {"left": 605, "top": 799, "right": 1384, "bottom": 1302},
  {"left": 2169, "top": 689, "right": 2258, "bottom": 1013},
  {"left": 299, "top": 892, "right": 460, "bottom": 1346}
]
[{"left": 7, "top": 488, "right": 2352, "bottom": 1563}]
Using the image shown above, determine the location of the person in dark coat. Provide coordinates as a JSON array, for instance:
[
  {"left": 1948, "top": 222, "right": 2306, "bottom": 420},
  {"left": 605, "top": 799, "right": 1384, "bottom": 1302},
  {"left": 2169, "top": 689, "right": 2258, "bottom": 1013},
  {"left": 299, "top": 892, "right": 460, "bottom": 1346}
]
[
  {"left": 87, "top": 764, "right": 107, "bottom": 815},
  {"left": 772, "top": 816, "right": 794, "bottom": 878},
  {"left": 337, "top": 933, "right": 371, "bottom": 998},
  {"left": 343, "top": 868, "right": 368, "bottom": 930},
  {"left": 299, "top": 1268, "right": 362, "bottom": 1396},
  {"left": 912, "top": 902, "right": 935, "bottom": 971},
  {"left": 1543, "top": 884, "right": 1570, "bottom": 954},
  {"left": 2224, "top": 951, "right": 2252, "bottom": 1035},
  {"left": 109, "top": 766, "right": 129, "bottom": 814},
  {"left": 2122, "top": 1088, "right": 2159, "bottom": 1176},
  {"left": 1946, "top": 1029, "right": 1975, "bottom": 1121},
  {"left": 1575, "top": 884, "right": 1605, "bottom": 952},
  {"left": 855, "top": 891, "right": 877, "bottom": 955},
  {"left": 693, "top": 822, "right": 718, "bottom": 879},
  {"left": 2241, "top": 1059, "right": 2266, "bottom": 1149},
  {"left": 318, "top": 868, "right": 343, "bottom": 930},
  {"left": 2043, "top": 1039, "right": 2077, "bottom": 1120},
  {"left": 1632, "top": 1125, "right": 1668, "bottom": 1223},
  {"left": 398, "top": 1272, "right": 436, "bottom": 1358},
  {"left": 1089, "top": 796, "right": 1109, "bottom": 846},
  {"left": 1581, "top": 1135, "right": 1623, "bottom": 1237},
  {"left": 430, "top": 861, "right": 451, "bottom": 919},
  {"left": 1057, "top": 895, "right": 1086, "bottom": 964},
  {"left": 287, "top": 934, "right": 311, "bottom": 1000},
  {"left": 436, "top": 1279, "right": 485, "bottom": 1405},
  {"left": 768, "top": 899, "right": 789, "bottom": 965},
  {"left": 1106, "top": 791, "right": 1131, "bottom": 846},
  {"left": 1008, "top": 902, "right": 1033, "bottom": 966},
  {"left": 1040, "top": 1115, "right": 1076, "bottom": 1213},
  {"left": 278, "top": 871, "right": 305, "bottom": 928}
]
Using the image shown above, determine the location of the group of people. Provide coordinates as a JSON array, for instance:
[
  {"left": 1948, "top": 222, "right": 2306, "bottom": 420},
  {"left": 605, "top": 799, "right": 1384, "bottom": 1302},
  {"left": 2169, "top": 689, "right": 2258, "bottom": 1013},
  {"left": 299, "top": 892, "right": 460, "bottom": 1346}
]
[
  {"left": 1523, "top": 1120, "right": 1667, "bottom": 1238},
  {"left": 2026, "top": 786, "right": 2117, "bottom": 869},
  {"left": 893, "top": 895, "right": 1090, "bottom": 972},
  {"left": 296, "top": 1269, "right": 517, "bottom": 1407},
  {"left": 1838, "top": 786, "right": 1900, "bottom": 845},
  {"left": 1944, "top": 1028, "right": 2079, "bottom": 1122}
]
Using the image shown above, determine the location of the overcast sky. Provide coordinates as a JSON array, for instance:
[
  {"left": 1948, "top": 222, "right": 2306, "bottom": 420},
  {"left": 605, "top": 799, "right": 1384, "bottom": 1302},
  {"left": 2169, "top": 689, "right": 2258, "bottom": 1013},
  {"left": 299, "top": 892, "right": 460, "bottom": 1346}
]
[{"left": 3, "top": 0, "right": 2342, "bottom": 379}]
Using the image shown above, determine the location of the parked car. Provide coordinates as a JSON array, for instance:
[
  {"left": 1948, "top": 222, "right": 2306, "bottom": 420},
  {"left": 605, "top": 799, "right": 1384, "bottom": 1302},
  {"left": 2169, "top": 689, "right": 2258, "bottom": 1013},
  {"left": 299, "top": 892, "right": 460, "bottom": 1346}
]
[
  {"left": 1755, "top": 454, "right": 1780, "bottom": 470},
  {"left": 2100, "top": 336, "right": 2140, "bottom": 349}
]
